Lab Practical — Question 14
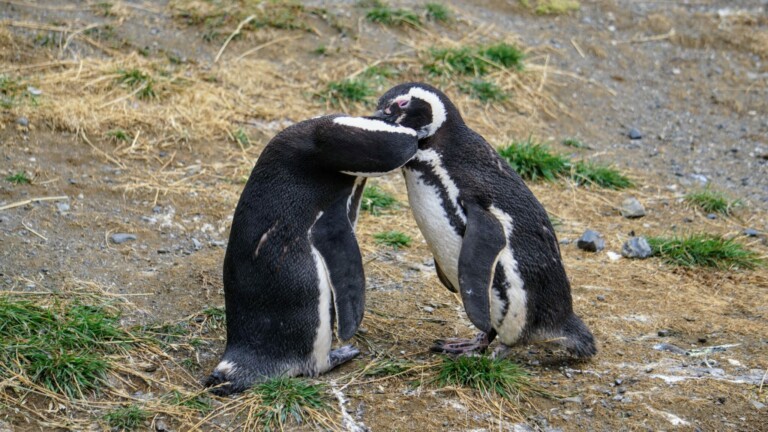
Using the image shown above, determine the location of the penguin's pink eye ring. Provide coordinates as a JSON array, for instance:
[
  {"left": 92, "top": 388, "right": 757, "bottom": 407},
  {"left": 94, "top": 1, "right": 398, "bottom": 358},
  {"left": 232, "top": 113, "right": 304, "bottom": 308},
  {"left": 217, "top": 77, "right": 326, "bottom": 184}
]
[{"left": 397, "top": 99, "right": 409, "bottom": 108}]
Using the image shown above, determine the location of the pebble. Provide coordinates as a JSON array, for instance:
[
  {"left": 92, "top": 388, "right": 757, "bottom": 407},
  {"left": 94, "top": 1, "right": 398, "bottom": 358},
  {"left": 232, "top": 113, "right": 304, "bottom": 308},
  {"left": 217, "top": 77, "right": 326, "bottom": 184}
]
[
  {"left": 561, "top": 396, "right": 582, "bottom": 404},
  {"left": 16, "top": 117, "right": 29, "bottom": 127},
  {"left": 751, "top": 400, "right": 766, "bottom": 410},
  {"left": 155, "top": 419, "right": 170, "bottom": 432},
  {"left": 628, "top": 128, "right": 642, "bottom": 140},
  {"left": 27, "top": 86, "right": 42, "bottom": 96},
  {"left": 707, "top": 213, "right": 717, "bottom": 220},
  {"left": 744, "top": 228, "right": 759, "bottom": 237},
  {"left": 422, "top": 305, "right": 435, "bottom": 313},
  {"left": 56, "top": 202, "right": 71, "bottom": 213},
  {"left": 110, "top": 233, "right": 137, "bottom": 244},
  {"left": 620, "top": 197, "right": 646, "bottom": 218},
  {"left": 577, "top": 230, "right": 604, "bottom": 252},
  {"left": 621, "top": 236, "right": 652, "bottom": 259},
  {"left": 657, "top": 329, "right": 671, "bottom": 337},
  {"left": 596, "top": 295, "right": 606, "bottom": 301},
  {"left": 191, "top": 238, "right": 203, "bottom": 250}
]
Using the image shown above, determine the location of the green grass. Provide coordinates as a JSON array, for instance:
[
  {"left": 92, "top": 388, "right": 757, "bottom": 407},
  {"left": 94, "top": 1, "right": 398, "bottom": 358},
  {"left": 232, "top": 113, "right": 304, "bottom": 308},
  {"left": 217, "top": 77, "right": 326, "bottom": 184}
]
[
  {"left": 0, "top": 299, "right": 137, "bottom": 398},
  {"left": 460, "top": 79, "right": 507, "bottom": 102},
  {"left": 572, "top": 161, "right": 633, "bottom": 189},
  {"left": 365, "top": 4, "right": 421, "bottom": 27},
  {"left": 200, "top": 306, "right": 226, "bottom": 330},
  {"left": 364, "top": 358, "right": 417, "bottom": 376},
  {"left": 647, "top": 233, "right": 764, "bottom": 270},
  {"left": 104, "top": 405, "right": 149, "bottom": 431},
  {"left": 319, "top": 79, "right": 373, "bottom": 107},
  {"left": 164, "top": 390, "right": 213, "bottom": 413},
  {"left": 434, "top": 356, "right": 534, "bottom": 399},
  {"left": 361, "top": 185, "right": 397, "bottom": 215},
  {"left": 562, "top": 137, "right": 586, "bottom": 148},
  {"left": 106, "top": 129, "right": 132, "bottom": 142},
  {"left": 482, "top": 43, "right": 525, "bottom": 71},
  {"left": 115, "top": 69, "right": 156, "bottom": 100},
  {"left": 233, "top": 128, "right": 251, "bottom": 148},
  {"left": 498, "top": 138, "right": 633, "bottom": 188},
  {"left": 6, "top": 172, "right": 31, "bottom": 184},
  {"left": 498, "top": 138, "right": 570, "bottom": 181},
  {"left": 0, "top": 74, "right": 30, "bottom": 108},
  {"left": 530, "top": 0, "right": 580, "bottom": 15},
  {"left": 684, "top": 188, "right": 738, "bottom": 215},
  {"left": 251, "top": 377, "right": 331, "bottom": 431},
  {"left": 426, "top": 3, "right": 451, "bottom": 22},
  {"left": 171, "top": 0, "right": 313, "bottom": 32},
  {"left": 374, "top": 231, "right": 412, "bottom": 250},
  {"left": 426, "top": 43, "right": 524, "bottom": 76}
]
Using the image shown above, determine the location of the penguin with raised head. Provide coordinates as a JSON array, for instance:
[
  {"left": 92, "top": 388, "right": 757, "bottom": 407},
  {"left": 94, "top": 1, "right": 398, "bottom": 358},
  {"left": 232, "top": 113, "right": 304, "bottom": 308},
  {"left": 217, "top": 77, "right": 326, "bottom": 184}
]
[
  {"left": 205, "top": 115, "right": 418, "bottom": 395},
  {"left": 372, "top": 83, "right": 596, "bottom": 359}
]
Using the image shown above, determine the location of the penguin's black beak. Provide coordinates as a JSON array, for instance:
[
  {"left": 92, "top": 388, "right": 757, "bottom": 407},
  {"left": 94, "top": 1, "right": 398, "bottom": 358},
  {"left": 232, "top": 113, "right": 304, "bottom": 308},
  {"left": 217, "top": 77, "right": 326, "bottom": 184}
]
[
  {"left": 372, "top": 109, "right": 398, "bottom": 123},
  {"left": 372, "top": 109, "right": 386, "bottom": 119}
]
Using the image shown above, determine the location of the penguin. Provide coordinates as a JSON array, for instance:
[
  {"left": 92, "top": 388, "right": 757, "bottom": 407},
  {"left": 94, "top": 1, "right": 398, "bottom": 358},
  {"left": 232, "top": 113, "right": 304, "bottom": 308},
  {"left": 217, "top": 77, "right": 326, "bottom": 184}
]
[
  {"left": 372, "top": 83, "right": 596, "bottom": 359},
  {"left": 205, "top": 114, "right": 418, "bottom": 395}
]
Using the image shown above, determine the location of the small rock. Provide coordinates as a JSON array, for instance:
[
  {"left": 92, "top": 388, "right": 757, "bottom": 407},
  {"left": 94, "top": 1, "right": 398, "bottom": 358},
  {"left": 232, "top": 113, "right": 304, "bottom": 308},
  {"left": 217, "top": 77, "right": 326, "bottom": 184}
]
[
  {"left": 211, "top": 240, "right": 226, "bottom": 248},
  {"left": 698, "top": 337, "right": 707, "bottom": 343},
  {"left": 628, "top": 128, "right": 642, "bottom": 140},
  {"left": 707, "top": 213, "right": 717, "bottom": 220},
  {"left": 658, "top": 329, "right": 671, "bottom": 337},
  {"left": 110, "top": 233, "right": 137, "bottom": 244},
  {"left": 596, "top": 295, "right": 606, "bottom": 301},
  {"left": 621, "top": 236, "right": 652, "bottom": 259},
  {"left": 559, "top": 238, "right": 571, "bottom": 245},
  {"left": 561, "top": 396, "right": 582, "bottom": 404},
  {"left": 614, "top": 378, "right": 623, "bottom": 386},
  {"left": 422, "top": 306, "right": 435, "bottom": 313},
  {"left": 577, "top": 230, "right": 604, "bottom": 252},
  {"left": 620, "top": 197, "right": 646, "bottom": 218},
  {"left": 27, "top": 86, "right": 42, "bottom": 96},
  {"left": 155, "top": 419, "right": 171, "bottom": 432},
  {"left": 606, "top": 251, "right": 622, "bottom": 261},
  {"left": 744, "top": 228, "right": 759, "bottom": 237},
  {"left": 56, "top": 202, "right": 71, "bottom": 213},
  {"left": 192, "top": 238, "right": 203, "bottom": 250},
  {"left": 16, "top": 117, "right": 29, "bottom": 127},
  {"left": 751, "top": 400, "right": 766, "bottom": 410}
]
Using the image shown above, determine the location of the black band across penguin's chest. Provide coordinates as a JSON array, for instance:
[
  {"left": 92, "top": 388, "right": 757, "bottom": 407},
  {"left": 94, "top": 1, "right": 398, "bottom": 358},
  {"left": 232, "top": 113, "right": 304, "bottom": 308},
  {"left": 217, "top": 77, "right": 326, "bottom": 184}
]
[{"left": 406, "top": 159, "right": 466, "bottom": 235}]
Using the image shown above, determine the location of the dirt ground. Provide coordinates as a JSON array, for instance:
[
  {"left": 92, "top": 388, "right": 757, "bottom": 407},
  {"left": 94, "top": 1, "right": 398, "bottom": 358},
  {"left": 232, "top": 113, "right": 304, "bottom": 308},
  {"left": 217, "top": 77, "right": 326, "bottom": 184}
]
[{"left": 1, "top": 0, "right": 767, "bottom": 431}]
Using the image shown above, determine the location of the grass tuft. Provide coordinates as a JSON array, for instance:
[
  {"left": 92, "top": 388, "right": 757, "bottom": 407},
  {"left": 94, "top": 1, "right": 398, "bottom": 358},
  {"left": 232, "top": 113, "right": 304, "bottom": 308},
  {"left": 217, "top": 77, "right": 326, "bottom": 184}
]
[
  {"left": 106, "top": 129, "right": 132, "bottom": 142},
  {"left": 498, "top": 138, "right": 569, "bottom": 181},
  {"left": 482, "top": 43, "right": 525, "bottom": 70},
  {"left": 532, "top": 0, "right": 580, "bottom": 15},
  {"left": 320, "top": 79, "right": 373, "bottom": 107},
  {"left": 233, "top": 128, "right": 251, "bottom": 148},
  {"left": 104, "top": 405, "right": 149, "bottom": 431},
  {"left": 6, "top": 172, "right": 31, "bottom": 184},
  {"left": 164, "top": 390, "right": 214, "bottom": 413},
  {"left": 461, "top": 79, "right": 508, "bottom": 102},
  {"left": 0, "top": 74, "right": 24, "bottom": 108},
  {"left": 364, "top": 358, "right": 417, "bottom": 376},
  {"left": 572, "top": 161, "right": 633, "bottom": 189},
  {"left": 366, "top": 4, "right": 421, "bottom": 27},
  {"left": 435, "top": 356, "right": 534, "bottom": 399},
  {"left": 684, "top": 188, "right": 738, "bottom": 215},
  {"left": 116, "top": 69, "right": 156, "bottom": 100},
  {"left": 374, "top": 231, "right": 412, "bottom": 250},
  {"left": 0, "top": 299, "right": 138, "bottom": 398},
  {"left": 647, "top": 233, "right": 764, "bottom": 270},
  {"left": 562, "top": 137, "right": 586, "bottom": 148},
  {"left": 426, "top": 3, "right": 451, "bottom": 22},
  {"left": 251, "top": 377, "right": 331, "bottom": 431},
  {"left": 361, "top": 185, "right": 397, "bottom": 215}
]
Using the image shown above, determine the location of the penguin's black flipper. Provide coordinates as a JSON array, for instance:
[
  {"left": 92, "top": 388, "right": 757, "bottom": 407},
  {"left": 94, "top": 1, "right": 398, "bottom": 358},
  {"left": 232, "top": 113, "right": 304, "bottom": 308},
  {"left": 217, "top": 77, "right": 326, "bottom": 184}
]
[
  {"left": 435, "top": 259, "right": 458, "bottom": 293},
  {"left": 458, "top": 201, "right": 506, "bottom": 334},
  {"left": 311, "top": 203, "right": 366, "bottom": 342},
  {"left": 314, "top": 116, "right": 418, "bottom": 175}
]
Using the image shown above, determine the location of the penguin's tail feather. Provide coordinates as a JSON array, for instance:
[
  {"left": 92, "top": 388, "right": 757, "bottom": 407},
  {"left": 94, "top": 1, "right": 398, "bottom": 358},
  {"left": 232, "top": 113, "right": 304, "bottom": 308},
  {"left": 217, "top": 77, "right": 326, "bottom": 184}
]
[{"left": 560, "top": 314, "right": 597, "bottom": 358}]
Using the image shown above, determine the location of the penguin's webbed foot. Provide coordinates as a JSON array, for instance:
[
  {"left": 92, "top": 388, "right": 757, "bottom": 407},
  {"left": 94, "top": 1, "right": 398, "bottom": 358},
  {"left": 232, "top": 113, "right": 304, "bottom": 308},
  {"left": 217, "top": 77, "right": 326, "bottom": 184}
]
[
  {"left": 329, "top": 345, "right": 360, "bottom": 369},
  {"left": 431, "top": 332, "right": 491, "bottom": 355}
]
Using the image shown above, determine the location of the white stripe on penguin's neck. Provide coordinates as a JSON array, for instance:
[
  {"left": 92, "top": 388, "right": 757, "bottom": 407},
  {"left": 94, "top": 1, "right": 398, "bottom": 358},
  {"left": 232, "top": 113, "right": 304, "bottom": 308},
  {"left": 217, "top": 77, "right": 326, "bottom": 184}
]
[
  {"left": 408, "top": 87, "right": 447, "bottom": 138},
  {"left": 333, "top": 116, "right": 417, "bottom": 136}
]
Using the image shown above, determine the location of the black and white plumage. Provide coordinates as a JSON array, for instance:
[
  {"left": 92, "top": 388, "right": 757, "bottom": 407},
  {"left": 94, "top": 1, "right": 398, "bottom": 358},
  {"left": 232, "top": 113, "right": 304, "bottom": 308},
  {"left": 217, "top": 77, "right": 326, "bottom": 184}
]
[
  {"left": 205, "top": 115, "right": 418, "bottom": 395},
  {"left": 373, "top": 83, "right": 596, "bottom": 359}
]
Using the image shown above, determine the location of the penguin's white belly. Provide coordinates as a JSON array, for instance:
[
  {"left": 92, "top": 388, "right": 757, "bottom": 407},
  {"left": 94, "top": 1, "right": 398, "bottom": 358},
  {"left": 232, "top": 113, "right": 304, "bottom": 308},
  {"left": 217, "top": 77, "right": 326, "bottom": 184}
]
[{"left": 404, "top": 168, "right": 462, "bottom": 288}]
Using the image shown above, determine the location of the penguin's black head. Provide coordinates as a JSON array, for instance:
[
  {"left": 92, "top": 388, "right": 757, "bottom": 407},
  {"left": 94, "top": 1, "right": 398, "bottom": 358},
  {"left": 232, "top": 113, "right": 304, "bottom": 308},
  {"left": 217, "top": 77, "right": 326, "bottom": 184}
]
[{"left": 373, "top": 82, "right": 455, "bottom": 139}]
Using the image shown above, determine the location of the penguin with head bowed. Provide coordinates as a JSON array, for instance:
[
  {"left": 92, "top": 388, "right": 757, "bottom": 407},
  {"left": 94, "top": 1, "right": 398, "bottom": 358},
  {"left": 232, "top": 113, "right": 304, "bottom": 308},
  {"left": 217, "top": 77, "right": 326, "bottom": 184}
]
[
  {"left": 205, "top": 114, "right": 418, "bottom": 395},
  {"left": 372, "top": 82, "right": 596, "bottom": 359}
]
